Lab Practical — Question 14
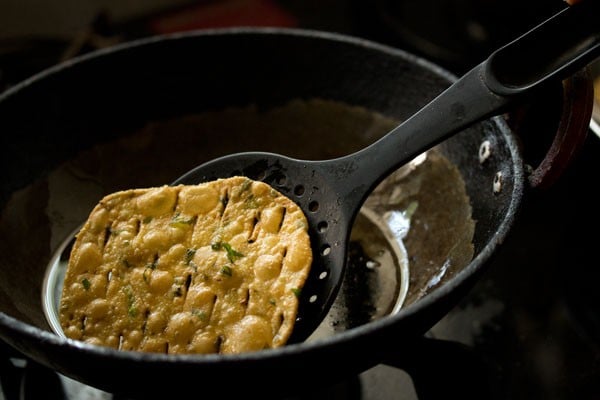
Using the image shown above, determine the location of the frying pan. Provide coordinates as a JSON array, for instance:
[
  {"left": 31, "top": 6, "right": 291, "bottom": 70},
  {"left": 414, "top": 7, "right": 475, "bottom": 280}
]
[{"left": 0, "top": 22, "right": 593, "bottom": 400}]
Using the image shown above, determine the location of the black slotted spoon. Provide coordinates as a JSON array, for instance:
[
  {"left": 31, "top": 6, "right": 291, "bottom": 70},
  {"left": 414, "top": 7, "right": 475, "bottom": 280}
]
[{"left": 174, "top": 1, "right": 600, "bottom": 343}]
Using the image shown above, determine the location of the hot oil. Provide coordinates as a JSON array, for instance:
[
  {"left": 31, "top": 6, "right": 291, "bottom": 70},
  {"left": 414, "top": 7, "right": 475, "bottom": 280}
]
[{"left": 40, "top": 98, "right": 474, "bottom": 340}]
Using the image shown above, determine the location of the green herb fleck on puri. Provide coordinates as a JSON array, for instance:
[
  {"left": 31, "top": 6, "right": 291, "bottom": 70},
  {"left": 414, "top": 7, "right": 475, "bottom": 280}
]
[
  {"left": 220, "top": 265, "right": 233, "bottom": 277},
  {"left": 128, "top": 306, "right": 138, "bottom": 317},
  {"left": 240, "top": 179, "right": 252, "bottom": 192},
  {"left": 211, "top": 241, "right": 244, "bottom": 263},
  {"left": 185, "top": 248, "right": 196, "bottom": 264},
  {"left": 125, "top": 286, "right": 138, "bottom": 317},
  {"left": 192, "top": 309, "right": 208, "bottom": 321},
  {"left": 244, "top": 194, "right": 259, "bottom": 209},
  {"left": 170, "top": 212, "right": 196, "bottom": 228},
  {"left": 82, "top": 278, "right": 91, "bottom": 290},
  {"left": 223, "top": 243, "right": 244, "bottom": 263}
]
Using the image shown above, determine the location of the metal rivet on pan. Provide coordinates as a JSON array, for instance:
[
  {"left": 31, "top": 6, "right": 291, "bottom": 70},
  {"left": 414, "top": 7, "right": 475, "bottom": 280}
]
[
  {"left": 493, "top": 171, "right": 503, "bottom": 194},
  {"left": 479, "top": 140, "right": 491, "bottom": 163}
]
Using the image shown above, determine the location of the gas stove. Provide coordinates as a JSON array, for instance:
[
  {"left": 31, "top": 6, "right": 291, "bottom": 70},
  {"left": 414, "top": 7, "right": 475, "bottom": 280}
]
[{"left": 1, "top": 1, "right": 599, "bottom": 399}]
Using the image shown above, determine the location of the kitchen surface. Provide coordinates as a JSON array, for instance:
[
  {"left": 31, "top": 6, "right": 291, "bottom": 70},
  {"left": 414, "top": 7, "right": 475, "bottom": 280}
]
[{"left": 1, "top": 1, "right": 599, "bottom": 399}]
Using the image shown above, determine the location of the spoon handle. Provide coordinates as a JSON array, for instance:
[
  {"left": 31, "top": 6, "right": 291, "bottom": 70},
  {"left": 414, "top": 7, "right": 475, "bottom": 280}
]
[
  {"left": 332, "top": 0, "right": 599, "bottom": 214},
  {"left": 485, "top": 0, "right": 600, "bottom": 95}
]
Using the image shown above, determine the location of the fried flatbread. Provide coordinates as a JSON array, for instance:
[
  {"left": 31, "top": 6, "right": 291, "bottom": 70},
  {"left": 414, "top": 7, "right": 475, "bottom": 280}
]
[{"left": 59, "top": 177, "right": 312, "bottom": 354}]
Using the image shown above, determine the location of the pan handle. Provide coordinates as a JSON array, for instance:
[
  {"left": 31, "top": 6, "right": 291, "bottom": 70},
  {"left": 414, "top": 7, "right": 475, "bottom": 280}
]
[
  {"left": 482, "top": 0, "right": 598, "bottom": 189},
  {"left": 507, "top": 68, "right": 594, "bottom": 189}
]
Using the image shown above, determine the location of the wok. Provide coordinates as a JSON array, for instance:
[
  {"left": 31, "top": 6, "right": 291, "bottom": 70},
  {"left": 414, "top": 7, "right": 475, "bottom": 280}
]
[{"left": 0, "top": 27, "right": 593, "bottom": 398}]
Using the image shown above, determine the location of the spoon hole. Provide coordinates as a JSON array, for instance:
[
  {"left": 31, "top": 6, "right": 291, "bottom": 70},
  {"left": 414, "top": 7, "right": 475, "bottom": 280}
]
[
  {"left": 309, "top": 295, "right": 318, "bottom": 303},
  {"left": 308, "top": 201, "right": 319, "bottom": 212},
  {"left": 275, "top": 175, "right": 287, "bottom": 185},
  {"left": 318, "top": 271, "right": 328, "bottom": 280},
  {"left": 255, "top": 170, "right": 267, "bottom": 181},
  {"left": 321, "top": 245, "right": 331, "bottom": 256},
  {"left": 317, "top": 221, "right": 328, "bottom": 232},
  {"left": 294, "top": 185, "right": 305, "bottom": 196}
]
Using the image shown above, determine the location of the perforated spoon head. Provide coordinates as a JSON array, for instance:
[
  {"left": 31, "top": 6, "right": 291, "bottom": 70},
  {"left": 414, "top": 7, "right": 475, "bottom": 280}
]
[{"left": 174, "top": 152, "right": 355, "bottom": 343}]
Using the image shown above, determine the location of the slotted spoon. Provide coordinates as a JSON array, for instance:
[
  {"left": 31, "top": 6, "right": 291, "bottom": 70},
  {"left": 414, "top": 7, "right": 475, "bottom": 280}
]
[{"left": 174, "top": 1, "right": 600, "bottom": 342}]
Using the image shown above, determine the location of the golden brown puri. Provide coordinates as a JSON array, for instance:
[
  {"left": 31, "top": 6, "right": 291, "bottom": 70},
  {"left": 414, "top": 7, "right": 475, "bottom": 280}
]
[{"left": 59, "top": 177, "right": 312, "bottom": 354}]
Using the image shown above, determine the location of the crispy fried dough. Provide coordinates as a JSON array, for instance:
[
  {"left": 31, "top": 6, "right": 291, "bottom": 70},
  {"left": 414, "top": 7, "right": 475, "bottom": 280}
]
[{"left": 59, "top": 177, "right": 312, "bottom": 354}]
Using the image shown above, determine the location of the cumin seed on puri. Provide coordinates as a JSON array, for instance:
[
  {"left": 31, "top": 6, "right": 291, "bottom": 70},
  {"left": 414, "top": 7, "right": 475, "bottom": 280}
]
[{"left": 59, "top": 176, "right": 312, "bottom": 355}]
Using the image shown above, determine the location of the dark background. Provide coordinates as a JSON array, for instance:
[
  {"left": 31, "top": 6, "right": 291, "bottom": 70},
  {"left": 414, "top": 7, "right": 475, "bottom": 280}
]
[
  {"left": 1, "top": 1, "right": 599, "bottom": 399},
  {"left": 0, "top": 0, "right": 574, "bottom": 88}
]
